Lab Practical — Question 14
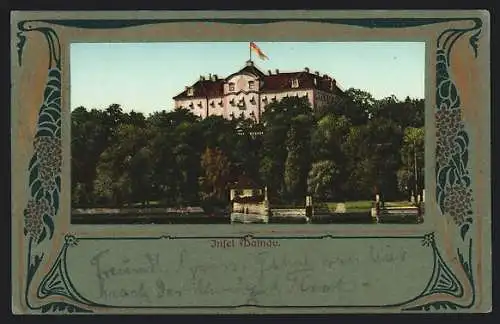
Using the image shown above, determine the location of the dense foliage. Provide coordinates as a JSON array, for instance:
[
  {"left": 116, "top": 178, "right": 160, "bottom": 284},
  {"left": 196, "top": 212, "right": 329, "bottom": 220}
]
[{"left": 71, "top": 89, "right": 424, "bottom": 207}]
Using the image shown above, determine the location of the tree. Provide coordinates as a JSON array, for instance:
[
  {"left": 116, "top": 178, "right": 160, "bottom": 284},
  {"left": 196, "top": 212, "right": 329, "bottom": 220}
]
[
  {"left": 129, "top": 146, "right": 154, "bottom": 206},
  {"left": 283, "top": 114, "right": 313, "bottom": 200},
  {"left": 92, "top": 122, "right": 152, "bottom": 206},
  {"left": 71, "top": 106, "right": 112, "bottom": 206},
  {"left": 199, "top": 147, "right": 231, "bottom": 201},
  {"left": 146, "top": 127, "right": 178, "bottom": 205},
  {"left": 72, "top": 88, "right": 425, "bottom": 209},
  {"left": 400, "top": 127, "right": 425, "bottom": 201},
  {"left": 340, "top": 117, "right": 403, "bottom": 200},
  {"left": 230, "top": 117, "right": 262, "bottom": 182},
  {"left": 307, "top": 160, "right": 340, "bottom": 200},
  {"left": 311, "top": 114, "right": 351, "bottom": 162},
  {"left": 342, "top": 88, "right": 375, "bottom": 123},
  {"left": 260, "top": 96, "right": 313, "bottom": 198}
]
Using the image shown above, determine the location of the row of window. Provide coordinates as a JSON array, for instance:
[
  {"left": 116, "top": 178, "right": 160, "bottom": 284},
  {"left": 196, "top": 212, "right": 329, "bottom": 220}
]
[
  {"left": 179, "top": 92, "right": 309, "bottom": 110},
  {"left": 227, "top": 79, "right": 301, "bottom": 92}
]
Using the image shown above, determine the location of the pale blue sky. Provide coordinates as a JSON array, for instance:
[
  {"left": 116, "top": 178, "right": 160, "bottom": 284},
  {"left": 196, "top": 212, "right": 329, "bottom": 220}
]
[{"left": 70, "top": 42, "right": 425, "bottom": 115}]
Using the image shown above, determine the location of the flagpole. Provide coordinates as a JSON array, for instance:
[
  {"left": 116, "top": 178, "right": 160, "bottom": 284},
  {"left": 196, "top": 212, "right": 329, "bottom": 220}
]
[{"left": 249, "top": 42, "right": 252, "bottom": 62}]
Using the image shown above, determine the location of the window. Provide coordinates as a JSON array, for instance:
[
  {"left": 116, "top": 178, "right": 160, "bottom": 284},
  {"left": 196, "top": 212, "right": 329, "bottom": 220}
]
[
  {"left": 248, "top": 81, "right": 255, "bottom": 90},
  {"left": 229, "top": 82, "right": 235, "bottom": 92},
  {"left": 291, "top": 79, "right": 299, "bottom": 88},
  {"left": 238, "top": 98, "right": 246, "bottom": 110}
]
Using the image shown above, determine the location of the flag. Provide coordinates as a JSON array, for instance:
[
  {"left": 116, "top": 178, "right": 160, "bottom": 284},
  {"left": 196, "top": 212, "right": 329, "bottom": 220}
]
[{"left": 250, "top": 42, "right": 269, "bottom": 60}]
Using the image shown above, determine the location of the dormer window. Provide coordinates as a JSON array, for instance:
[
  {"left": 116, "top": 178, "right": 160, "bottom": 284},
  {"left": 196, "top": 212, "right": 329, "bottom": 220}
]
[
  {"left": 187, "top": 87, "right": 194, "bottom": 96},
  {"left": 229, "top": 82, "right": 235, "bottom": 92},
  {"left": 291, "top": 79, "right": 299, "bottom": 88},
  {"left": 250, "top": 96, "right": 256, "bottom": 104},
  {"left": 248, "top": 81, "right": 255, "bottom": 90},
  {"left": 189, "top": 102, "right": 194, "bottom": 109},
  {"left": 197, "top": 102, "right": 202, "bottom": 108},
  {"left": 210, "top": 101, "right": 215, "bottom": 107},
  {"left": 218, "top": 100, "right": 223, "bottom": 106},
  {"left": 262, "top": 96, "right": 267, "bottom": 102},
  {"left": 229, "top": 98, "right": 235, "bottom": 106}
]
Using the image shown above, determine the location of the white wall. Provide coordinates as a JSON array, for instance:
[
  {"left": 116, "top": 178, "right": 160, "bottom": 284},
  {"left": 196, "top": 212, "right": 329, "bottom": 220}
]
[
  {"left": 224, "top": 93, "right": 260, "bottom": 121},
  {"left": 175, "top": 98, "right": 207, "bottom": 118},
  {"left": 174, "top": 78, "right": 336, "bottom": 120},
  {"left": 206, "top": 97, "right": 225, "bottom": 118}
]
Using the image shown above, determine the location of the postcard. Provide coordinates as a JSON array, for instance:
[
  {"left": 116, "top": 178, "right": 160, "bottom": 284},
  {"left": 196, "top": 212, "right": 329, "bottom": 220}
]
[{"left": 11, "top": 10, "right": 491, "bottom": 314}]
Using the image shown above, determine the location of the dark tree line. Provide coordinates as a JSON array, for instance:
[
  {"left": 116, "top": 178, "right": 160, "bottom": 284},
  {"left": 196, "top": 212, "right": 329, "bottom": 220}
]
[{"left": 71, "top": 88, "right": 424, "bottom": 208}]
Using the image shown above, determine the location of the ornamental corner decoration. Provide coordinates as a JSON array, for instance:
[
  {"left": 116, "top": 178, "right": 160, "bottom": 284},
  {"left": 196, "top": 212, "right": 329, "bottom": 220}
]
[{"left": 16, "top": 16, "right": 483, "bottom": 314}]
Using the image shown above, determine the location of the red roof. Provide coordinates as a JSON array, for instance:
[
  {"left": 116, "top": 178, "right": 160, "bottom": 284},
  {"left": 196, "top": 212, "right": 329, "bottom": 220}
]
[
  {"left": 173, "top": 79, "right": 225, "bottom": 100},
  {"left": 173, "top": 65, "right": 343, "bottom": 100},
  {"left": 260, "top": 72, "right": 337, "bottom": 93}
]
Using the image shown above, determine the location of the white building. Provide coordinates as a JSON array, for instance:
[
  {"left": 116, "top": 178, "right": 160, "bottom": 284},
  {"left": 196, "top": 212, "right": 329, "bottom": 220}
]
[{"left": 173, "top": 60, "right": 344, "bottom": 122}]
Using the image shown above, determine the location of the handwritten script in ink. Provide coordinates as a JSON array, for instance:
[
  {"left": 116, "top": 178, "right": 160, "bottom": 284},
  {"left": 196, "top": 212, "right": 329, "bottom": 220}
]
[{"left": 87, "top": 241, "right": 409, "bottom": 306}]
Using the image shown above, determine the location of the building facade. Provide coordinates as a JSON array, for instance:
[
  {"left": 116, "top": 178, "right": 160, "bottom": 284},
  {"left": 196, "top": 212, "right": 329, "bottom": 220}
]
[{"left": 173, "top": 60, "right": 344, "bottom": 122}]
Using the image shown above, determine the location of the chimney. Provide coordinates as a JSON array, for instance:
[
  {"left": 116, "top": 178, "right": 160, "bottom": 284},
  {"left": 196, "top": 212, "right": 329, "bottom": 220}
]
[
  {"left": 323, "top": 74, "right": 328, "bottom": 79},
  {"left": 304, "top": 67, "right": 310, "bottom": 73},
  {"left": 200, "top": 75, "right": 205, "bottom": 81},
  {"left": 208, "top": 73, "right": 212, "bottom": 80},
  {"left": 275, "top": 69, "right": 279, "bottom": 74},
  {"left": 268, "top": 70, "right": 272, "bottom": 75},
  {"left": 213, "top": 74, "right": 218, "bottom": 80},
  {"left": 315, "top": 71, "right": 320, "bottom": 76}
]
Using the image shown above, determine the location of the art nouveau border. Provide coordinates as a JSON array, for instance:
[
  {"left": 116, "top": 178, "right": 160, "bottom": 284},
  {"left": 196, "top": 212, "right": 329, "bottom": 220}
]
[{"left": 11, "top": 13, "right": 488, "bottom": 314}]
